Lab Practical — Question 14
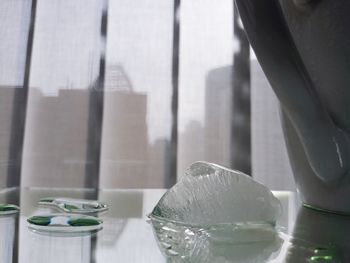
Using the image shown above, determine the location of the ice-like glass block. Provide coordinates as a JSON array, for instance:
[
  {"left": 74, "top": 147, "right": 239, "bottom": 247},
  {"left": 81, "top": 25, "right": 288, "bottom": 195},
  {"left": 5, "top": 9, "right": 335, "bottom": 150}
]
[
  {"left": 148, "top": 162, "right": 283, "bottom": 262},
  {"left": 150, "top": 219, "right": 282, "bottom": 262},
  {"left": 151, "top": 161, "right": 281, "bottom": 226}
]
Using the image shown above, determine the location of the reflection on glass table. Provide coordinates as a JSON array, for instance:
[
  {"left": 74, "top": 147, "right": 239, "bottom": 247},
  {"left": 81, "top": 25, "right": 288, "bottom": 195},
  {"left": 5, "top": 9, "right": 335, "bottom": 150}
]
[{"left": 0, "top": 188, "right": 348, "bottom": 262}]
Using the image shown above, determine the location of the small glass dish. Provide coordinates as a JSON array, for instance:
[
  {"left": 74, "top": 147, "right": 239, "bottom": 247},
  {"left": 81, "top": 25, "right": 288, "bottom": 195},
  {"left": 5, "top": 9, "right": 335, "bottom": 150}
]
[{"left": 38, "top": 197, "right": 108, "bottom": 214}]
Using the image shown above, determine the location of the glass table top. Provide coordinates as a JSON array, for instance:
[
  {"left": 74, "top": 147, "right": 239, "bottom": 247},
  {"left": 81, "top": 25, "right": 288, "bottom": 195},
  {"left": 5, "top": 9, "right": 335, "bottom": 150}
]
[{"left": 0, "top": 188, "right": 348, "bottom": 262}]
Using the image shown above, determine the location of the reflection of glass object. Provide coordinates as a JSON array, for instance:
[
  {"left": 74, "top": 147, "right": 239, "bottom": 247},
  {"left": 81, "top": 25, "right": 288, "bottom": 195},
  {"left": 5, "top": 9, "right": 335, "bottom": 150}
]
[
  {"left": 0, "top": 214, "right": 18, "bottom": 263},
  {"left": 38, "top": 197, "right": 108, "bottom": 214},
  {"left": 26, "top": 230, "right": 95, "bottom": 263},
  {"left": 285, "top": 207, "right": 346, "bottom": 263},
  {"left": 27, "top": 214, "right": 103, "bottom": 234},
  {"left": 150, "top": 216, "right": 282, "bottom": 263}
]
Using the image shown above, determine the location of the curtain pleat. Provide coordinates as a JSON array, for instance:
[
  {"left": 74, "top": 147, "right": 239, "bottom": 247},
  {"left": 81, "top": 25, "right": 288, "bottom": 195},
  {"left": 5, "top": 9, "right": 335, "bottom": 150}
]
[
  {"left": 0, "top": 0, "right": 268, "bottom": 190},
  {"left": 20, "top": 0, "right": 105, "bottom": 188},
  {"left": 231, "top": 4, "right": 251, "bottom": 175},
  {"left": 99, "top": 0, "right": 176, "bottom": 189},
  {"left": 0, "top": 0, "right": 32, "bottom": 189}
]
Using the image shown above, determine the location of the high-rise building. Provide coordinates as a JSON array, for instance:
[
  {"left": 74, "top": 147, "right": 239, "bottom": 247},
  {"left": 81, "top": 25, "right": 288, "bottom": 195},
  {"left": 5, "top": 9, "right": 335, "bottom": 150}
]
[
  {"left": 251, "top": 59, "right": 295, "bottom": 190},
  {"left": 204, "top": 66, "right": 233, "bottom": 167},
  {"left": 100, "top": 90, "right": 148, "bottom": 188},
  {"left": 22, "top": 88, "right": 92, "bottom": 187},
  {"left": 100, "top": 65, "right": 150, "bottom": 188},
  {"left": 0, "top": 86, "right": 24, "bottom": 188}
]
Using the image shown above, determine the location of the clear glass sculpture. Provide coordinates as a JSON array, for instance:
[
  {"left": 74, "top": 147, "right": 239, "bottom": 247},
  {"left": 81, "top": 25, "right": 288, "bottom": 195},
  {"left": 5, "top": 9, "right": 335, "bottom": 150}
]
[{"left": 148, "top": 162, "right": 282, "bottom": 261}]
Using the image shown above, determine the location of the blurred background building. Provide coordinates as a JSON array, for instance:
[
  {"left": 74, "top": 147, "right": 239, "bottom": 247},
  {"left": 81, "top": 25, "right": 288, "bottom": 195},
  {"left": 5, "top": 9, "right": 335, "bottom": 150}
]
[{"left": 0, "top": 0, "right": 295, "bottom": 191}]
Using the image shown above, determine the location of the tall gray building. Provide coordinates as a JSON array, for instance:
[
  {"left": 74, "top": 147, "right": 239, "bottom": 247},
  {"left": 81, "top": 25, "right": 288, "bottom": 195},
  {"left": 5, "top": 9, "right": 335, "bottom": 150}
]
[
  {"left": 100, "top": 90, "right": 149, "bottom": 188},
  {"left": 21, "top": 88, "right": 93, "bottom": 187},
  {"left": 0, "top": 86, "right": 24, "bottom": 188},
  {"left": 251, "top": 59, "right": 295, "bottom": 190},
  {"left": 204, "top": 66, "right": 233, "bottom": 167}
]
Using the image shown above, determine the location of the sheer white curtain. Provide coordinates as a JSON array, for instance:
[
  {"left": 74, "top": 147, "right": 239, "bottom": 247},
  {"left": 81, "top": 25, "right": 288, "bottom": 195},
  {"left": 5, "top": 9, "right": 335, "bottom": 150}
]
[{"left": 0, "top": 0, "right": 295, "bottom": 191}]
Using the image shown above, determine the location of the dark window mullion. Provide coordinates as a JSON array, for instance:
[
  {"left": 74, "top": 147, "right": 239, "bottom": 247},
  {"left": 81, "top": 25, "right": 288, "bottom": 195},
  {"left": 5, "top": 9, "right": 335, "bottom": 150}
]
[
  {"left": 166, "top": 0, "right": 181, "bottom": 188},
  {"left": 85, "top": 1, "right": 109, "bottom": 191},
  {"left": 7, "top": 0, "right": 37, "bottom": 190},
  {"left": 231, "top": 3, "right": 252, "bottom": 175}
]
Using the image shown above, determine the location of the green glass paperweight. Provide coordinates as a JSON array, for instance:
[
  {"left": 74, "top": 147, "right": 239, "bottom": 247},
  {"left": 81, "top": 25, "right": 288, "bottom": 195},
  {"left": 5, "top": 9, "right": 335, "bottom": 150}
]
[
  {"left": 27, "top": 214, "right": 103, "bottom": 233},
  {"left": 0, "top": 204, "right": 20, "bottom": 216}
]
